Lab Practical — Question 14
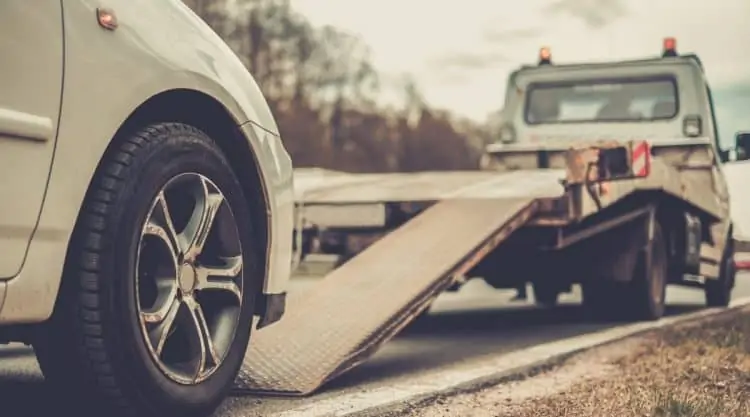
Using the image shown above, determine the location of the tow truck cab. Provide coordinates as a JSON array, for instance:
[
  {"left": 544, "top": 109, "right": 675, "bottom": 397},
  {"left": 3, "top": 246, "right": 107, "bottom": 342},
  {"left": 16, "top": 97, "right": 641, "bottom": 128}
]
[{"left": 493, "top": 39, "right": 726, "bottom": 152}]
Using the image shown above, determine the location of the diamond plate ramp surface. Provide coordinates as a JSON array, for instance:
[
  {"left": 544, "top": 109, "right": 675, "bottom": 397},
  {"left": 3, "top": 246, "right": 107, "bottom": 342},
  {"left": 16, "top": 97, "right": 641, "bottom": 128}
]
[{"left": 234, "top": 197, "right": 537, "bottom": 395}]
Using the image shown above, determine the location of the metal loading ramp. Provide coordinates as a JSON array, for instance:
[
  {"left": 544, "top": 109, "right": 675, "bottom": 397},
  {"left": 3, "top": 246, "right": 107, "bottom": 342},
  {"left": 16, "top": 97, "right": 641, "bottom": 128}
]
[{"left": 233, "top": 197, "right": 538, "bottom": 395}]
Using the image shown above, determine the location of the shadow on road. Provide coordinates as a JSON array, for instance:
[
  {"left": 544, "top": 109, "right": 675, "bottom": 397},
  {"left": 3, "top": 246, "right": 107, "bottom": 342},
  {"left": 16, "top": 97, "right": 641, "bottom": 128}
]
[
  {"left": 405, "top": 303, "right": 705, "bottom": 334},
  {"left": 0, "top": 381, "right": 54, "bottom": 417},
  {"left": 326, "top": 303, "right": 705, "bottom": 390},
  {"left": 0, "top": 303, "right": 707, "bottom": 415},
  {"left": 0, "top": 381, "right": 50, "bottom": 417},
  {"left": 0, "top": 346, "right": 60, "bottom": 417}
]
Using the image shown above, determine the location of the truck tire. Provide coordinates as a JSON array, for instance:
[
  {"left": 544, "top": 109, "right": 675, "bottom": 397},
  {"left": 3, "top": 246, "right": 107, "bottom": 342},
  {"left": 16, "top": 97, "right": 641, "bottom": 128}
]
[
  {"left": 627, "top": 221, "right": 668, "bottom": 321},
  {"left": 33, "top": 123, "right": 260, "bottom": 417},
  {"left": 705, "top": 237, "right": 735, "bottom": 307},
  {"left": 532, "top": 283, "right": 560, "bottom": 307}
]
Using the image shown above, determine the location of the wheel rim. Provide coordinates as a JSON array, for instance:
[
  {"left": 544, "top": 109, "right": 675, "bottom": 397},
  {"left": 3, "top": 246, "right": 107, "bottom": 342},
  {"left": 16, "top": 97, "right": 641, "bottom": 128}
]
[{"left": 135, "top": 173, "right": 243, "bottom": 385}]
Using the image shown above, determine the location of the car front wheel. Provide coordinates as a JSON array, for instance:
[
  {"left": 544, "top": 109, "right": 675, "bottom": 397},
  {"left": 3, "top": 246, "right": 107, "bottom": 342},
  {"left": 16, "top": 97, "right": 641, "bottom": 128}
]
[{"left": 33, "top": 123, "right": 260, "bottom": 417}]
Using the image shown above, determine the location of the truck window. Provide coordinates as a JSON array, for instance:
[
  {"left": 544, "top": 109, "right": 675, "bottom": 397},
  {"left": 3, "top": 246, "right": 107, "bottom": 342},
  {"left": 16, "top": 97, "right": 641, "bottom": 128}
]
[{"left": 524, "top": 77, "right": 679, "bottom": 124}]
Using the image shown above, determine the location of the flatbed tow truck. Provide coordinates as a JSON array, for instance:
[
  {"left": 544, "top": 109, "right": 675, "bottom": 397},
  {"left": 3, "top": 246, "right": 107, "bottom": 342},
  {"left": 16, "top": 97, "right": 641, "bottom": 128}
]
[{"left": 231, "top": 39, "right": 750, "bottom": 396}]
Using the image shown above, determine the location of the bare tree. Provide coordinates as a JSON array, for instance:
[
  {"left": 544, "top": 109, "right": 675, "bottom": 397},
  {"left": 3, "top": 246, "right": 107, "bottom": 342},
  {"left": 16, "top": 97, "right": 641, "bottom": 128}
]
[{"left": 183, "top": 0, "right": 484, "bottom": 173}]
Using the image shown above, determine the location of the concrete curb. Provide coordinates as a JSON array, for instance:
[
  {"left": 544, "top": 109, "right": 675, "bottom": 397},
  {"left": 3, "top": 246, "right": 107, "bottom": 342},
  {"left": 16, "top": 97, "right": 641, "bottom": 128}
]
[{"left": 270, "top": 296, "right": 750, "bottom": 417}]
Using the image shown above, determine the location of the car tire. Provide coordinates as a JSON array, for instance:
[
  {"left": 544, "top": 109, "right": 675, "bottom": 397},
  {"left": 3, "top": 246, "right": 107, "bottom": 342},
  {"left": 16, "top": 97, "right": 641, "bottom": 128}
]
[
  {"left": 626, "top": 221, "right": 668, "bottom": 321},
  {"left": 705, "top": 234, "right": 735, "bottom": 307},
  {"left": 33, "top": 123, "right": 260, "bottom": 417}
]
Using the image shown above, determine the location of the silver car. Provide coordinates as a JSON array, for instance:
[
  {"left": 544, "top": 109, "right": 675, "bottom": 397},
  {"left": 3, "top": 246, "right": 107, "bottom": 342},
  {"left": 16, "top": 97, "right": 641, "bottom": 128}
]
[{"left": 0, "top": 1, "right": 294, "bottom": 416}]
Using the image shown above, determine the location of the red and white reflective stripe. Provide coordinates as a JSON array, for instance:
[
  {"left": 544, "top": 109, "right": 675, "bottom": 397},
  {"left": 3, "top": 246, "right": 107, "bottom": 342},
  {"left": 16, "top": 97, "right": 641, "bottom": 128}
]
[
  {"left": 734, "top": 253, "right": 750, "bottom": 270},
  {"left": 631, "top": 141, "right": 651, "bottom": 177}
]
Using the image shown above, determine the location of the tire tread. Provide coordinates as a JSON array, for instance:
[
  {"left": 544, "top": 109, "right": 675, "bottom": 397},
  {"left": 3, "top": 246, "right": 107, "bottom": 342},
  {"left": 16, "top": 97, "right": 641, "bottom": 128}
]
[{"left": 36, "top": 123, "right": 218, "bottom": 416}]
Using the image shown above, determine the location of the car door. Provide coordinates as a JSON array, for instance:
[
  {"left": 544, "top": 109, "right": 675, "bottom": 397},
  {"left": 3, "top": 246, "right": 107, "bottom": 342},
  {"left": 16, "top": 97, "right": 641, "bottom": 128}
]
[{"left": 0, "top": 0, "right": 64, "bottom": 278}]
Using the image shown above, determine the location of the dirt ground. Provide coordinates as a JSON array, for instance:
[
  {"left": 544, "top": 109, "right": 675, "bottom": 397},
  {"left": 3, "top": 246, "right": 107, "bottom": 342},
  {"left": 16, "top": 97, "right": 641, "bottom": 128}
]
[{"left": 402, "top": 309, "right": 750, "bottom": 417}]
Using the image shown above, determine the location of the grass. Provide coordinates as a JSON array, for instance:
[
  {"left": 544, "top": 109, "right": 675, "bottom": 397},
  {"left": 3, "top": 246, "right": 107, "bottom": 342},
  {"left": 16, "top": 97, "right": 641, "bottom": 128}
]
[{"left": 511, "top": 311, "right": 750, "bottom": 417}]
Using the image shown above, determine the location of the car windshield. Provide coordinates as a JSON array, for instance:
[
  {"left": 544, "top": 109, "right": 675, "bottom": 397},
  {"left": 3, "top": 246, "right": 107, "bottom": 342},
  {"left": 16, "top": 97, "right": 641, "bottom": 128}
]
[{"left": 524, "top": 77, "right": 678, "bottom": 124}]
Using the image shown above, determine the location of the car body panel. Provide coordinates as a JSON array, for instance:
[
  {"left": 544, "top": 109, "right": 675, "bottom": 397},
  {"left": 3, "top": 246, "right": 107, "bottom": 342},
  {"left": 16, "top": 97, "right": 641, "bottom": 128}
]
[
  {"left": 0, "top": 0, "right": 293, "bottom": 323},
  {"left": 238, "top": 121, "right": 294, "bottom": 294},
  {"left": 0, "top": 0, "right": 64, "bottom": 278}
]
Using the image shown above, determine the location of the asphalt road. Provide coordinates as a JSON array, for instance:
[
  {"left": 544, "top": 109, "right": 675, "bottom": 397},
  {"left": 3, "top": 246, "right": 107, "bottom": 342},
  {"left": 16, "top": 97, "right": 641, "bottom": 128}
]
[{"left": 2, "top": 265, "right": 749, "bottom": 417}]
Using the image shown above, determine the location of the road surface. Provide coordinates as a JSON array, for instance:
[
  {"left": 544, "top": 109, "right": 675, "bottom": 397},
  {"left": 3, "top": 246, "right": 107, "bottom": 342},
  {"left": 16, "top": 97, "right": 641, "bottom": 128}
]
[{"left": 2, "top": 260, "right": 749, "bottom": 417}]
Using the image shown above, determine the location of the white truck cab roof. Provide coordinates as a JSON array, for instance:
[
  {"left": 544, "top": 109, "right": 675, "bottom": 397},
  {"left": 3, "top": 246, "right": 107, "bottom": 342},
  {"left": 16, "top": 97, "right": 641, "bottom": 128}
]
[{"left": 495, "top": 38, "right": 719, "bottom": 151}]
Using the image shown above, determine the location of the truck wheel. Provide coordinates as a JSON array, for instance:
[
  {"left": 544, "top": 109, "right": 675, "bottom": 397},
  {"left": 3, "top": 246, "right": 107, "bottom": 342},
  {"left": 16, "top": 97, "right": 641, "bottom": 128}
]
[
  {"left": 532, "top": 283, "right": 560, "bottom": 307},
  {"left": 33, "top": 123, "right": 259, "bottom": 417},
  {"left": 627, "top": 221, "right": 668, "bottom": 321},
  {"left": 705, "top": 237, "right": 735, "bottom": 307}
]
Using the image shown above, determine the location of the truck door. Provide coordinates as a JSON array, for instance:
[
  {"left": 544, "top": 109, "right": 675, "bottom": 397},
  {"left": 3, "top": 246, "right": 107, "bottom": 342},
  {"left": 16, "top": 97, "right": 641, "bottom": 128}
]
[
  {"left": 705, "top": 85, "right": 731, "bottom": 211},
  {"left": 0, "top": 0, "right": 64, "bottom": 278}
]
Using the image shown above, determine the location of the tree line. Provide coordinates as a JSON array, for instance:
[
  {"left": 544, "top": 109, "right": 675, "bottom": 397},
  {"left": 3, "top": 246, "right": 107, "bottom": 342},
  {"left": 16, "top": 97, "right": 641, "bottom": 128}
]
[{"left": 184, "top": 0, "right": 489, "bottom": 172}]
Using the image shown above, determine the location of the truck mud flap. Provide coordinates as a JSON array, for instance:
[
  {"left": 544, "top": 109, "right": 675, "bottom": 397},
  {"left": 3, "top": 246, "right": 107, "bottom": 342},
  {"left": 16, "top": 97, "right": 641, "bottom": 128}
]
[{"left": 232, "top": 197, "right": 538, "bottom": 396}]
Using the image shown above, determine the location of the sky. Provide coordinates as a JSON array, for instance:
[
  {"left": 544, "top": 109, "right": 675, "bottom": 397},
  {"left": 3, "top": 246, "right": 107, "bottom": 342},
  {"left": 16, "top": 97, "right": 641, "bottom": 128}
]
[{"left": 290, "top": 0, "right": 750, "bottom": 134}]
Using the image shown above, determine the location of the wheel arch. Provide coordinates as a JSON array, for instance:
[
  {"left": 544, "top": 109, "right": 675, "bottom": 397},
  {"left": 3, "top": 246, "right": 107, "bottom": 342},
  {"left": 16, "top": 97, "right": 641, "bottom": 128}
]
[
  {"left": 121, "top": 88, "right": 269, "bottom": 296},
  {"left": 67, "top": 88, "right": 271, "bottom": 310}
]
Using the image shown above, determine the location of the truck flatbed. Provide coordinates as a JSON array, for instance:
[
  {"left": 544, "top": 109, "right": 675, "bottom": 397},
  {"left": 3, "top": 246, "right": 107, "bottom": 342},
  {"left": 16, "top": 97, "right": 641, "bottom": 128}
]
[
  {"left": 231, "top": 140, "right": 727, "bottom": 395},
  {"left": 297, "top": 170, "right": 565, "bottom": 204},
  {"left": 293, "top": 139, "right": 723, "bottom": 231}
]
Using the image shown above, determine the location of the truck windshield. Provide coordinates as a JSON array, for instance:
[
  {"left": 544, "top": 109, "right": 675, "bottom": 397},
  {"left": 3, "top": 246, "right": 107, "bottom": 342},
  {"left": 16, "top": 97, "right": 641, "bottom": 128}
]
[{"left": 524, "top": 77, "right": 678, "bottom": 124}]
